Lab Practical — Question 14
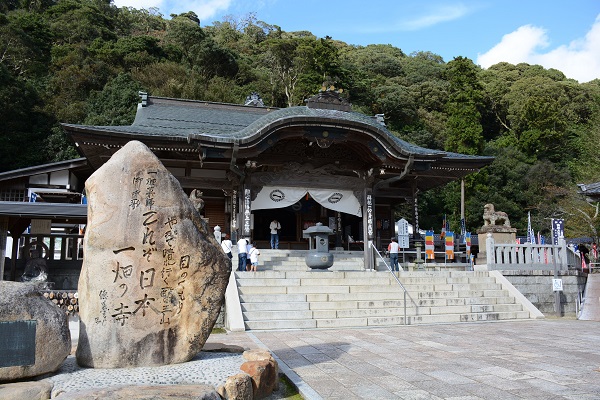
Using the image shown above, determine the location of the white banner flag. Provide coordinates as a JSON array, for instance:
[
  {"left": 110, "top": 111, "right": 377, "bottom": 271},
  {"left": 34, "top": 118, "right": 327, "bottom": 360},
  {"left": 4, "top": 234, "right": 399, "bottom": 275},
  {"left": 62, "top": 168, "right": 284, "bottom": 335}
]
[{"left": 252, "top": 186, "right": 362, "bottom": 217}]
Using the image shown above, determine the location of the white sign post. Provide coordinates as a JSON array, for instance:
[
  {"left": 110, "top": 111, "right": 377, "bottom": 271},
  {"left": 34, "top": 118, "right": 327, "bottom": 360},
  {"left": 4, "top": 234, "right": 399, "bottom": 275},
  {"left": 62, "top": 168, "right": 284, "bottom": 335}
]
[
  {"left": 397, "top": 219, "right": 410, "bottom": 248},
  {"left": 552, "top": 278, "right": 563, "bottom": 292},
  {"left": 397, "top": 218, "right": 410, "bottom": 268}
]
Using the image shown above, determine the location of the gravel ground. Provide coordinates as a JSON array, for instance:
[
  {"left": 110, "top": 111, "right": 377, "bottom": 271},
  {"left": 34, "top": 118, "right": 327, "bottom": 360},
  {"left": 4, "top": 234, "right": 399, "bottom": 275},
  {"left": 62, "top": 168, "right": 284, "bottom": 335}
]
[{"left": 46, "top": 352, "right": 245, "bottom": 398}]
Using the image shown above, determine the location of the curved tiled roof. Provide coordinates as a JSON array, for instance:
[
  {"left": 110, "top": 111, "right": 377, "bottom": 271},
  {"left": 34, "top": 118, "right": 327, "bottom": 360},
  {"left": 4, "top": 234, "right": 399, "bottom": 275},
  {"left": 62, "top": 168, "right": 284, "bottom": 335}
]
[{"left": 64, "top": 96, "right": 493, "bottom": 162}]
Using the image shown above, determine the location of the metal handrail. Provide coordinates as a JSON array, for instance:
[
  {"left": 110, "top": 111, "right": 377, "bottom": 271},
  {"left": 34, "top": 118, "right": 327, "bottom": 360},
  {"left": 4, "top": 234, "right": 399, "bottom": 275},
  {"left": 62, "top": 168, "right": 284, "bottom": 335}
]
[
  {"left": 576, "top": 289, "right": 583, "bottom": 317},
  {"left": 370, "top": 243, "right": 419, "bottom": 325}
]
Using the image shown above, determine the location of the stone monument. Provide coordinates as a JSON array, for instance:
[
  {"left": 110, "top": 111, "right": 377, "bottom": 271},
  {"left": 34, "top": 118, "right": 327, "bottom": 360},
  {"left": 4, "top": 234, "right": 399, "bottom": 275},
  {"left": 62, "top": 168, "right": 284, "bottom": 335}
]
[
  {"left": 76, "top": 140, "right": 230, "bottom": 368},
  {"left": 476, "top": 203, "right": 517, "bottom": 266},
  {"left": 0, "top": 281, "right": 71, "bottom": 381}
]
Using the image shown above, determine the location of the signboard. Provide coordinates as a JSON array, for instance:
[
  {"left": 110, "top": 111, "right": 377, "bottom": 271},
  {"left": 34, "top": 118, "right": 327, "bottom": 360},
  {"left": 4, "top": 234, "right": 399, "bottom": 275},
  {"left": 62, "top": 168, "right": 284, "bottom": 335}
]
[
  {"left": 552, "top": 278, "right": 563, "bottom": 292},
  {"left": 0, "top": 320, "right": 36, "bottom": 368},
  {"left": 397, "top": 218, "right": 410, "bottom": 249},
  {"left": 30, "top": 219, "right": 52, "bottom": 235},
  {"left": 413, "top": 195, "right": 419, "bottom": 238},
  {"left": 230, "top": 190, "right": 237, "bottom": 230},
  {"left": 243, "top": 188, "right": 251, "bottom": 236},
  {"left": 365, "top": 192, "right": 374, "bottom": 240},
  {"left": 551, "top": 219, "right": 564, "bottom": 245}
]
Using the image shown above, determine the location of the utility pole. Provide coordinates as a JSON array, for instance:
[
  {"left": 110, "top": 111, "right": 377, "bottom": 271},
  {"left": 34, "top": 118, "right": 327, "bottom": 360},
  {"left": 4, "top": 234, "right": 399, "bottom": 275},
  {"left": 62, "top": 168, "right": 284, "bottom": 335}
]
[{"left": 461, "top": 179, "right": 465, "bottom": 218}]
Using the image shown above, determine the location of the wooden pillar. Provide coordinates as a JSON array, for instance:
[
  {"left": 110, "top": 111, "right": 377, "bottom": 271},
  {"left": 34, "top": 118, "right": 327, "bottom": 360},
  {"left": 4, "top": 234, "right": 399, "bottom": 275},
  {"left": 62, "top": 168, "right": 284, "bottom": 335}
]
[
  {"left": 363, "top": 188, "right": 375, "bottom": 270},
  {"left": 335, "top": 212, "right": 343, "bottom": 249},
  {"left": 10, "top": 233, "right": 18, "bottom": 281},
  {"left": 0, "top": 216, "right": 7, "bottom": 280},
  {"left": 460, "top": 179, "right": 465, "bottom": 221}
]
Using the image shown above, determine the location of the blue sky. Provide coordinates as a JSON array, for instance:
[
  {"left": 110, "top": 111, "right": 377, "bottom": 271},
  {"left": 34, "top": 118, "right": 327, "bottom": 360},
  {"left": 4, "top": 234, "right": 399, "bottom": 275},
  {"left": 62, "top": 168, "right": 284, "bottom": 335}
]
[{"left": 113, "top": 0, "right": 600, "bottom": 82}]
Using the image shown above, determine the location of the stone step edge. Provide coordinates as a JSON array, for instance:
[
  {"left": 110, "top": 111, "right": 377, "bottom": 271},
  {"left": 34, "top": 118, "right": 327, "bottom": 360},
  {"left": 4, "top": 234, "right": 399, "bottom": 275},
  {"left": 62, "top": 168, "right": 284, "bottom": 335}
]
[{"left": 243, "top": 311, "right": 533, "bottom": 326}]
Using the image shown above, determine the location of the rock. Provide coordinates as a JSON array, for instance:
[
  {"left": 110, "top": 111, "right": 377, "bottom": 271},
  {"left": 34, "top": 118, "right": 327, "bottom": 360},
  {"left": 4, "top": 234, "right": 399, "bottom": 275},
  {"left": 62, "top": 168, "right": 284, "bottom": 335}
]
[
  {"left": 76, "top": 140, "right": 230, "bottom": 368},
  {"left": 0, "top": 379, "right": 53, "bottom": 399},
  {"left": 240, "top": 359, "right": 279, "bottom": 399},
  {"left": 202, "top": 342, "right": 246, "bottom": 353},
  {"left": 55, "top": 384, "right": 221, "bottom": 400},
  {"left": 242, "top": 349, "right": 275, "bottom": 363},
  {"left": 217, "top": 373, "right": 253, "bottom": 400},
  {"left": 0, "top": 281, "right": 71, "bottom": 381}
]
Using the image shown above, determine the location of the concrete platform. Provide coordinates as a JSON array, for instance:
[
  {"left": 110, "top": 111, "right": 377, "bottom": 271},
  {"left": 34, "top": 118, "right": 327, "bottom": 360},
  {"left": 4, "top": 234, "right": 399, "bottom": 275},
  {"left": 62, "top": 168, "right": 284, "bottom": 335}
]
[{"left": 244, "top": 318, "right": 600, "bottom": 399}]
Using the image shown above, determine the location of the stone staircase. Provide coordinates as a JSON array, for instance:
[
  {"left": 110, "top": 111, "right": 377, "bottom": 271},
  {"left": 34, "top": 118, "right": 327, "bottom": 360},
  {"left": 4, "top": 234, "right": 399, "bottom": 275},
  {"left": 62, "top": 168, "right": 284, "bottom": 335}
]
[
  {"left": 234, "top": 269, "right": 536, "bottom": 330},
  {"left": 258, "top": 249, "right": 366, "bottom": 271}
]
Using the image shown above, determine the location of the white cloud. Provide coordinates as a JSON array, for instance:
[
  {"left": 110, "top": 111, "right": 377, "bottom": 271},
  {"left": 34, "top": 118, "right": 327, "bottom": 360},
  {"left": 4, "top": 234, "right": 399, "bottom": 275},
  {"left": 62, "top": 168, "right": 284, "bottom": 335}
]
[
  {"left": 477, "top": 15, "right": 600, "bottom": 83},
  {"left": 112, "top": 0, "right": 163, "bottom": 9},
  {"left": 112, "top": 0, "right": 232, "bottom": 20},
  {"left": 401, "top": 4, "right": 470, "bottom": 31}
]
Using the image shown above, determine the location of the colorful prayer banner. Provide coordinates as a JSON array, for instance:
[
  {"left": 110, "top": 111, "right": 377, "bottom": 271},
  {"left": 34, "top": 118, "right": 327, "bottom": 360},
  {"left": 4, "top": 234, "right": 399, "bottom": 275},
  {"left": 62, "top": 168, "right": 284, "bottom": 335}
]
[
  {"left": 465, "top": 232, "right": 471, "bottom": 257},
  {"left": 445, "top": 231, "right": 454, "bottom": 260},
  {"left": 440, "top": 215, "right": 447, "bottom": 239},
  {"left": 425, "top": 230, "right": 435, "bottom": 260}
]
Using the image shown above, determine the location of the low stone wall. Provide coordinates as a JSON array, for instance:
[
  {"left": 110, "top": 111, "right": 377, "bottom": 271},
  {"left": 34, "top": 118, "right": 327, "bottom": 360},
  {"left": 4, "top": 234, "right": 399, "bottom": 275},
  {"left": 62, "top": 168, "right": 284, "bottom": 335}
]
[{"left": 500, "top": 270, "right": 587, "bottom": 315}]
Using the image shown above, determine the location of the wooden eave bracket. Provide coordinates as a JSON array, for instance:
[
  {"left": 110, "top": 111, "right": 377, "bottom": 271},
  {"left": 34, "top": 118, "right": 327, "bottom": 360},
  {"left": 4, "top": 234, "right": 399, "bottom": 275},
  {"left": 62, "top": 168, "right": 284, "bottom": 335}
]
[{"left": 373, "top": 154, "right": 414, "bottom": 191}]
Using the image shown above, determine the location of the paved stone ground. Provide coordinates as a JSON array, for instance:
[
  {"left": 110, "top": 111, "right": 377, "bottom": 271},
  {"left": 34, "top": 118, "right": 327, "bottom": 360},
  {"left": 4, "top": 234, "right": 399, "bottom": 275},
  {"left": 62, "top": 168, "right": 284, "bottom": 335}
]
[
  {"left": 61, "top": 319, "right": 600, "bottom": 399},
  {"left": 243, "top": 319, "right": 600, "bottom": 400}
]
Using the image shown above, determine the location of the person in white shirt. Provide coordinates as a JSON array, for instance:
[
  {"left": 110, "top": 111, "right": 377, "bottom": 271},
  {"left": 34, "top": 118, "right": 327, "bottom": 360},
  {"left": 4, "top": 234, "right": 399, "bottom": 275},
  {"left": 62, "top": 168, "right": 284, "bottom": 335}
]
[
  {"left": 388, "top": 237, "right": 400, "bottom": 271},
  {"left": 269, "top": 219, "right": 281, "bottom": 249},
  {"left": 247, "top": 243, "right": 260, "bottom": 272},
  {"left": 220, "top": 233, "right": 233, "bottom": 260},
  {"left": 236, "top": 236, "right": 249, "bottom": 272}
]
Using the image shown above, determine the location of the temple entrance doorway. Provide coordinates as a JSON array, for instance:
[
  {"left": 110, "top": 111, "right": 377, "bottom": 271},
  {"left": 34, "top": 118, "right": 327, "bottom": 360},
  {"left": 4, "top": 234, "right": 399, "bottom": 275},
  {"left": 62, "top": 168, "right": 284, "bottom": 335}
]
[{"left": 252, "top": 195, "right": 362, "bottom": 250}]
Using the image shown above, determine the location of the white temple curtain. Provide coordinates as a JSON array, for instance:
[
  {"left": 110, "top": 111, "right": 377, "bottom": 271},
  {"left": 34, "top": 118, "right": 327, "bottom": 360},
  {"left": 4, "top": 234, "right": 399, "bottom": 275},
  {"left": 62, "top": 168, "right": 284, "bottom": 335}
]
[{"left": 252, "top": 186, "right": 362, "bottom": 217}]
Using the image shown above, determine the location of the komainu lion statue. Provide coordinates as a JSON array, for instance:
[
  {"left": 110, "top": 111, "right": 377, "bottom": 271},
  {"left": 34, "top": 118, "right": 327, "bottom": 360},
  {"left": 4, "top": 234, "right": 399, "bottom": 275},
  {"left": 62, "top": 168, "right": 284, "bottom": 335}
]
[
  {"left": 189, "top": 189, "right": 205, "bottom": 213},
  {"left": 482, "top": 203, "right": 511, "bottom": 227}
]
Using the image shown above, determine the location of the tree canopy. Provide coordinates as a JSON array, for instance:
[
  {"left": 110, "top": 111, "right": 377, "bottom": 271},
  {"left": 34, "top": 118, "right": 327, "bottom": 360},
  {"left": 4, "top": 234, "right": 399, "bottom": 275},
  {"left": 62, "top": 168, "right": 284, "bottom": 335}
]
[{"left": 2, "top": 1, "right": 600, "bottom": 239}]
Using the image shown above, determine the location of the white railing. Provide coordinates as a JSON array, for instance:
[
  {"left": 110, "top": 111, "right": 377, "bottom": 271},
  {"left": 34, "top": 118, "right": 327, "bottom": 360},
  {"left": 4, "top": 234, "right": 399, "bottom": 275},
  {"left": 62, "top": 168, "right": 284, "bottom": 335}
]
[
  {"left": 486, "top": 236, "right": 573, "bottom": 271},
  {"left": 370, "top": 243, "right": 419, "bottom": 325}
]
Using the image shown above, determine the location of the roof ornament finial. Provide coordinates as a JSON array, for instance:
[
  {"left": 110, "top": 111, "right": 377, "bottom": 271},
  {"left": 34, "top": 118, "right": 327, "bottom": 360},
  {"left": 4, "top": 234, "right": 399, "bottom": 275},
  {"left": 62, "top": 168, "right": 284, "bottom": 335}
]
[
  {"left": 373, "top": 113, "right": 386, "bottom": 126},
  {"left": 306, "top": 82, "right": 351, "bottom": 112},
  {"left": 244, "top": 92, "right": 265, "bottom": 107},
  {"left": 138, "top": 91, "right": 148, "bottom": 107}
]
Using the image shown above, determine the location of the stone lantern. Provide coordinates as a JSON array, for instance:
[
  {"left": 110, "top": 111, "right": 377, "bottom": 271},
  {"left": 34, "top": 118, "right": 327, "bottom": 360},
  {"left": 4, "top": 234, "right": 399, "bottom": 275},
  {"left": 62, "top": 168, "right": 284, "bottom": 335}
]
[{"left": 302, "top": 222, "right": 334, "bottom": 270}]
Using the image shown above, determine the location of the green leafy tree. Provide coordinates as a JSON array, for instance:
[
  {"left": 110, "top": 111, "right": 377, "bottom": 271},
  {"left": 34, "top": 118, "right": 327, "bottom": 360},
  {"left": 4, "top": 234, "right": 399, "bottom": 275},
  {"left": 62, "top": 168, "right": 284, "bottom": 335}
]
[
  {"left": 84, "top": 73, "right": 142, "bottom": 125},
  {"left": 444, "top": 57, "right": 484, "bottom": 155},
  {"left": 0, "top": 10, "right": 51, "bottom": 78},
  {"left": 0, "top": 63, "right": 53, "bottom": 171},
  {"left": 261, "top": 36, "right": 313, "bottom": 107},
  {"left": 164, "top": 14, "right": 238, "bottom": 89}
]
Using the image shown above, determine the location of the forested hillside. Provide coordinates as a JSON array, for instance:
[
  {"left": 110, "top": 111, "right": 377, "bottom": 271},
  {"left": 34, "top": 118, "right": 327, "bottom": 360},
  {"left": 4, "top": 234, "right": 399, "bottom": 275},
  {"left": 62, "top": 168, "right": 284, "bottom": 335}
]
[{"left": 2, "top": 0, "right": 600, "bottom": 239}]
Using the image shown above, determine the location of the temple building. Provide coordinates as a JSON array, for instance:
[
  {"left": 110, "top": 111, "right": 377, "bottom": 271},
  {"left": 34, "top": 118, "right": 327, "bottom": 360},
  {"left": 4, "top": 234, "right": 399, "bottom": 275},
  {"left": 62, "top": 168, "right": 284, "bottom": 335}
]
[{"left": 1, "top": 89, "right": 493, "bottom": 282}]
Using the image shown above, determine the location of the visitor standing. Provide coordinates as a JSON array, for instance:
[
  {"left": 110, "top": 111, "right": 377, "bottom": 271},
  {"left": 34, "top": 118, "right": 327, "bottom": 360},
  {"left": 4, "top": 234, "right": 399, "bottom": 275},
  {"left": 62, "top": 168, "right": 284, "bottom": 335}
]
[
  {"left": 269, "top": 219, "right": 281, "bottom": 249},
  {"left": 248, "top": 243, "right": 260, "bottom": 272},
  {"left": 388, "top": 237, "right": 400, "bottom": 272},
  {"left": 221, "top": 233, "right": 233, "bottom": 260},
  {"left": 236, "top": 236, "right": 249, "bottom": 272}
]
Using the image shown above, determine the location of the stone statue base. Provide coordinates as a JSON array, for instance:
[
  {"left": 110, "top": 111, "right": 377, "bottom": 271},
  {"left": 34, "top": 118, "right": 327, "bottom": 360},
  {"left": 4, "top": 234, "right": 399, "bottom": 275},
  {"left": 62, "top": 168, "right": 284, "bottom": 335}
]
[{"left": 475, "top": 227, "right": 517, "bottom": 266}]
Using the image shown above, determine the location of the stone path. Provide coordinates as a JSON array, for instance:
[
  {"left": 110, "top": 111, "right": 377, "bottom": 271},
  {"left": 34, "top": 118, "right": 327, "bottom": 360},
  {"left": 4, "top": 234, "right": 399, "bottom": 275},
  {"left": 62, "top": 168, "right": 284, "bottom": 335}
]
[
  {"left": 57, "top": 318, "right": 600, "bottom": 399},
  {"left": 243, "top": 319, "right": 600, "bottom": 399}
]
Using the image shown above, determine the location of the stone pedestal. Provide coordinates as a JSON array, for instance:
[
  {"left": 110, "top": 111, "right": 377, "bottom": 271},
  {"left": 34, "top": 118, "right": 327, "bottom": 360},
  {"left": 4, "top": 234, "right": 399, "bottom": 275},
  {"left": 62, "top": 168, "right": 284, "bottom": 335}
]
[{"left": 476, "top": 227, "right": 517, "bottom": 266}]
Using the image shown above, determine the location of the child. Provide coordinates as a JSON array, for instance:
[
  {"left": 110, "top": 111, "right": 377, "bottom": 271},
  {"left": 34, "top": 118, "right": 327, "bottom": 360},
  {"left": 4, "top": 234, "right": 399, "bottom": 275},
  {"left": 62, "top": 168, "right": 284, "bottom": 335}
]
[{"left": 247, "top": 243, "right": 260, "bottom": 272}]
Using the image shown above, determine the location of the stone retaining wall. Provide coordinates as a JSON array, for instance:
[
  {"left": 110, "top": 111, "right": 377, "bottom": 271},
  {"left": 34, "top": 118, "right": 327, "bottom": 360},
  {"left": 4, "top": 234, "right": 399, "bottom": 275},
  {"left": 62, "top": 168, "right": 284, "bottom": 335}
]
[{"left": 500, "top": 270, "right": 587, "bottom": 315}]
